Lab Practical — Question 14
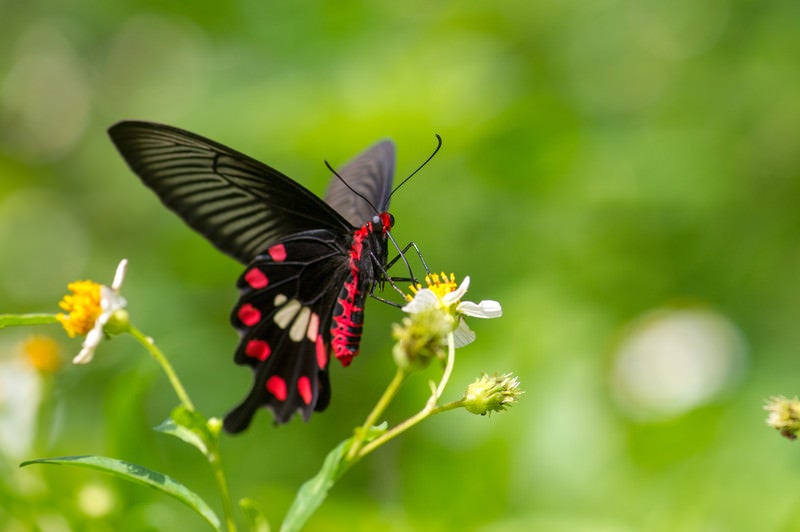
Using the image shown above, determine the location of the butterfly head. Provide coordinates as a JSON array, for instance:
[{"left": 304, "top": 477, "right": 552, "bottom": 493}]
[{"left": 373, "top": 212, "right": 395, "bottom": 234}]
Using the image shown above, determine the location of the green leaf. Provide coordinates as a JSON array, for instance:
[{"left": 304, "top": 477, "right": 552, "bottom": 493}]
[
  {"left": 280, "top": 438, "right": 351, "bottom": 532},
  {"left": 240, "top": 498, "right": 271, "bottom": 532},
  {"left": 280, "top": 423, "right": 387, "bottom": 532},
  {"left": 155, "top": 405, "right": 213, "bottom": 456},
  {"left": 0, "top": 313, "right": 59, "bottom": 329},
  {"left": 21, "top": 455, "right": 221, "bottom": 530}
]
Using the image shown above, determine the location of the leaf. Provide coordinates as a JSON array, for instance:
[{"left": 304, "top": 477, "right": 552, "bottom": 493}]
[
  {"left": 240, "top": 498, "right": 271, "bottom": 532},
  {"left": 280, "top": 423, "right": 387, "bottom": 532},
  {"left": 21, "top": 455, "right": 221, "bottom": 530},
  {"left": 280, "top": 439, "right": 351, "bottom": 532},
  {"left": 155, "top": 405, "right": 213, "bottom": 456}
]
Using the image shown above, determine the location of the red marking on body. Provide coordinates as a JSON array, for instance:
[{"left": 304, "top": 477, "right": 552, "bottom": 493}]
[
  {"left": 245, "top": 339, "right": 270, "bottom": 361},
  {"left": 244, "top": 268, "right": 268, "bottom": 289},
  {"left": 237, "top": 304, "right": 261, "bottom": 327},
  {"left": 268, "top": 243, "right": 287, "bottom": 262},
  {"left": 297, "top": 376, "right": 312, "bottom": 405},
  {"left": 315, "top": 334, "right": 328, "bottom": 369},
  {"left": 330, "top": 220, "right": 382, "bottom": 366},
  {"left": 266, "top": 375, "right": 287, "bottom": 401},
  {"left": 378, "top": 212, "right": 393, "bottom": 231}
]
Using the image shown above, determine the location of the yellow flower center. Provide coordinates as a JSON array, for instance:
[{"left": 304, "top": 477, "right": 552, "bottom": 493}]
[
  {"left": 23, "top": 335, "right": 61, "bottom": 374},
  {"left": 57, "top": 280, "right": 102, "bottom": 337},
  {"left": 407, "top": 272, "right": 458, "bottom": 303}
]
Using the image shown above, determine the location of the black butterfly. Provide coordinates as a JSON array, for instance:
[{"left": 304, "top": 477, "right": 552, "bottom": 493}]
[{"left": 108, "top": 121, "right": 421, "bottom": 431}]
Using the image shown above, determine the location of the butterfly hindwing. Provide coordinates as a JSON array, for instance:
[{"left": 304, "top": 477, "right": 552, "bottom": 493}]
[
  {"left": 224, "top": 230, "right": 351, "bottom": 431},
  {"left": 108, "top": 121, "right": 352, "bottom": 264},
  {"left": 324, "top": 140, "right": 395, "bottom": 226}
]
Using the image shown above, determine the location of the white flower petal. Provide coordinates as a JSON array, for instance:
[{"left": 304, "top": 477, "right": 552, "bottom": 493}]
[
  {"left": 72, "top": 346, "right": 96, "bottom": 365},
  {"left": 442, "top": 276, "right": 470, "bottom": 306},
  {"left": 73, "top": 324, "right": 103, "bottom": 364},
  {"left": 0, "top": 358, "right": 41, "bottom": 458},
  {"left": 453, "top": 319, "right": 476, "bottom": 348},
  {"left": 111, "top": 259, "right": 128, "bottom": 291},
  {"left": 402, "top": 289, "right": 439, "bottom": 314},
  {"left": 100, "top": 287, "right": 127, "bottom": 313},
  {"left": 458, "top": 299, "right": 502, "bottom": 319}
]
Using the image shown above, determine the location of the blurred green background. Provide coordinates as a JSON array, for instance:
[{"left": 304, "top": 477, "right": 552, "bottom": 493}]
[{"left": 3, "top": 0, "right": 800, "bottom": 530}]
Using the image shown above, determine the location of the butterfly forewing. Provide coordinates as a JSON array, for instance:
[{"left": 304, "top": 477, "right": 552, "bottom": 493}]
[{"left": 108, "top": 121, "right": 352, "bottom": 264}]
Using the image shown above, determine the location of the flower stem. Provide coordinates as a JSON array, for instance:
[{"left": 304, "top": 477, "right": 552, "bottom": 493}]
[
  {"left": 347, "top": 368, "right": 408, "bottom": 461},
  {"left": 128, "top": 325, "right": 195, "bottom": 412},
  {"left": 358, "top": 399, "right": 464, "bottom": 458},
  {"left": 207, "top": 440, "right": 237, "bottom": 532},
  {"left": 357, "top": 332, "right": 457, "bottom": 459},
  {"left": 0, "top": 313, "right": 59, "bottom": 329}
]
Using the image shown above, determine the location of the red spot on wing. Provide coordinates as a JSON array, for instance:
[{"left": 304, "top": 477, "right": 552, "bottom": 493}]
[
  {"left": 315, "top": 335, "right": 328, "bottom": 370},
  {"left": 268, "top": 243, "right": 287, "bottom": 262},
  {"left": 244, "top": 268, "right": 268, "bottom": 289},
  {"left": 266, "top": 375, "right": 287, "bottom": 401},
  {"left": 297, "top": 376, "right": 312, "bottom": 405},
  {"left": 237, "top": 304, "right": 261, "bottom": 327},
  {"left": 245, "top": 339, "right": 271, "bottom": 361}
]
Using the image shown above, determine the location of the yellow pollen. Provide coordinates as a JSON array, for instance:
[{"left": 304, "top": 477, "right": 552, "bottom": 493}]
[
  {"left": 406, "top": 272, "right": 458, "bottom": 302},
  {"left": 22, "top": 335, "right": 61, "bottom": 374},
  {"left": 57, "top": 280, "right": 102, "bottom": 337}
]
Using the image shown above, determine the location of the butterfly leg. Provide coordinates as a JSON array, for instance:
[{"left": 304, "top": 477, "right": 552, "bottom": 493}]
[
  {"left": 369, "top": 239, "right": 430, "bottom": 307},
  {"left": 385, "top": 233, "right": 430, "bottom": 282}
]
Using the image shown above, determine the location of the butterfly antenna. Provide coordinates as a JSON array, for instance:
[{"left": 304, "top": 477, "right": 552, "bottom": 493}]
[
  {"left": 324, "top": 160, "right": 380, "bottom": 214},
  {"left": 389, "top": 134, "right": 442, "bottom": 199}
]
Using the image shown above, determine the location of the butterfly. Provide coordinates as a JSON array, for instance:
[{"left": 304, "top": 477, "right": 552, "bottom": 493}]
[{"left": 108, "top": 121, "right": 429, "bottom": 432}]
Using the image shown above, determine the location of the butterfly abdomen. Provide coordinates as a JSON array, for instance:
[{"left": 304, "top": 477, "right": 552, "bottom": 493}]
[{"left": 331, "top": 224, "right": 372, "bottom": 366}]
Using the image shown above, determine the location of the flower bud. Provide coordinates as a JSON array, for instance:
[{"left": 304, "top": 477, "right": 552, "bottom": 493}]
[
  {"left": 463, "top": 373, "right": 522, "bottom": 415},
  {"left": 104, "top": 309, "right": 131, "bottom": 336},
  {"left": 392, "top": 310, "right": 453, "bottom": 372},
  {"left": 765, "top": 396, "right": 800, "bottom": 440}
]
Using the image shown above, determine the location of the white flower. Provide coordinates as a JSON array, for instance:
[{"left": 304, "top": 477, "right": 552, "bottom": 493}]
[
  {"left": 58, "top": 259, "right": 129, "bottom": 364},
  {"left": 402, "top": 274, "right": 502, "bottom": 347}
]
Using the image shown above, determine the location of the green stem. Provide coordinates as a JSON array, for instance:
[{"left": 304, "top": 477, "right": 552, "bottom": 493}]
[
  {"left": 0, "top": 313, "right": 59, "bottom": 329},
  {"left": 347, "top": 368, "right": 408, "bottom": 461},
  {"left": 129, "top": 325, "right": 234, "bottom": 529},
  {"left": 207, "top": 441, "right": 237, "bottom": 532},
  {"left": 128, "top": 325, "right": 195, "bottom": 412},
  {"left": 358, "top": 399, "right": 464, "bottom": 458},
  {"left": 357, "top": 332, "right": 458, "bottom": 459}
]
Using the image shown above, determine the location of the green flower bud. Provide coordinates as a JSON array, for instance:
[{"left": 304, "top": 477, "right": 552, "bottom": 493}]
[
  {"left": 207, "top": 417, "right": 223, "bottom": 437},
  {"left": 104, "top": 309, "right": 131, "bottom": 336},
  {"left": 463, "top": 373, "right": 522, "bottom": 415},
  {"left": 392, "top": 309, "right": 453, "bottom": 372},
  {"left": 765, "top": 396, "right": 800, "bottom": 440}
]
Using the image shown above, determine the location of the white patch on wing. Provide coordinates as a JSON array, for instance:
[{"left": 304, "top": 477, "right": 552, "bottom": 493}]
[
  {"left": 274, "top": 293, "right": 288, "bottom": 307},
  {"left": 307, "top": 312, "right": 320, "bottom": 342},
  {"left": 274, "top": 298, "right": 301, "bottom": 329},
  {"left": 290, "top": 306, "right": 311, "bottom": 342}
]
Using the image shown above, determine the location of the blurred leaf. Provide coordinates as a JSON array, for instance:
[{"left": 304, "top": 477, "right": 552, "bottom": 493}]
[
  {"left": 240, "top": 498, "right": 271, "bottom": 532},
  {"left": 155, "top": 405, "right": 213, "bottom": 456},
  {"left": 20, "top": 455, "right": 220, "bottom": 530},
  {"left": 281, "top": 423, "right": 386, "bottom": 532}
]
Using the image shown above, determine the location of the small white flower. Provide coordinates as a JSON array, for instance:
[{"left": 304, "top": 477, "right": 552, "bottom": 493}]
[
  {"left": 402, "top": 274, "right": 502, "bottom": 347},
  {"left": 58, "top": 259, "right": 129, "bottom": 365}
]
